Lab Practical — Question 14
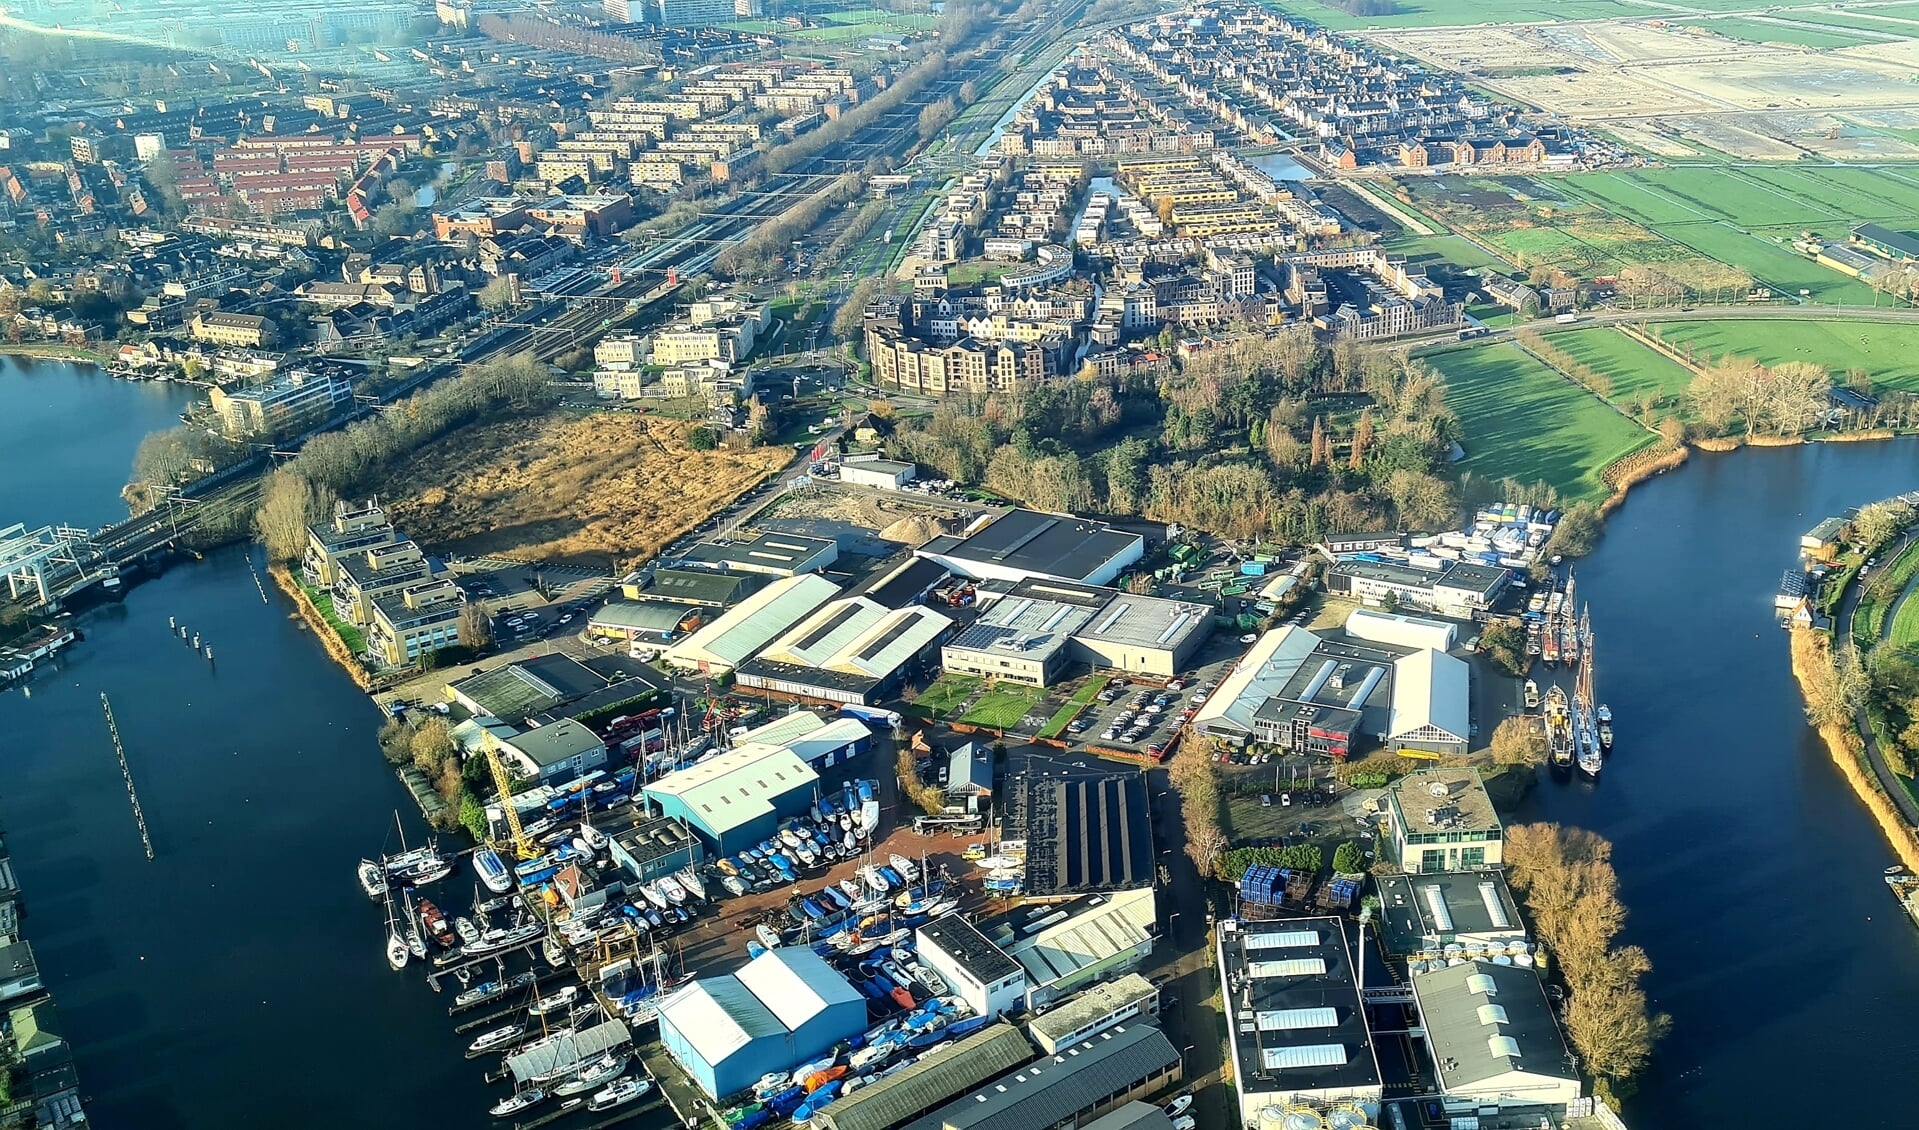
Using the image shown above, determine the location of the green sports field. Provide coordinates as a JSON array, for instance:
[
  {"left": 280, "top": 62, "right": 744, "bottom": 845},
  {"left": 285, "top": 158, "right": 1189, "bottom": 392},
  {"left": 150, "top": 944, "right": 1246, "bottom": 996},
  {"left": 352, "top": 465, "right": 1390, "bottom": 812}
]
[
  {"left": 1548, "top": 327, "right": 1697, "bottom": 410},
  {"left": 1430, "top": 344, "right": 1657, "bottom": 502},
  {"left": 1643, "top": 319, "right": 1919, "bottom": 394}
]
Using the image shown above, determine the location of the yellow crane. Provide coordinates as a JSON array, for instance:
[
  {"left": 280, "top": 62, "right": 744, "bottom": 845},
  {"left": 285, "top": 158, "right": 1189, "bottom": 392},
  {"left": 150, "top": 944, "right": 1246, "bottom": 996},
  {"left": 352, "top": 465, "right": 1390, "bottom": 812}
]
[{"left": 481, "top": 730, "right": 536, "bottom": 860}]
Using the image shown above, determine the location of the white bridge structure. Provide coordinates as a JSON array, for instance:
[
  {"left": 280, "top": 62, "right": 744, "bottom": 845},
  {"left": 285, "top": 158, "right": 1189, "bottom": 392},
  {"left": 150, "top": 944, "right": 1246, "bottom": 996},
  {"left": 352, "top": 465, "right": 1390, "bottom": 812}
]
[{"left": 0, "top": 523, "right": 97, "bottom": 605}]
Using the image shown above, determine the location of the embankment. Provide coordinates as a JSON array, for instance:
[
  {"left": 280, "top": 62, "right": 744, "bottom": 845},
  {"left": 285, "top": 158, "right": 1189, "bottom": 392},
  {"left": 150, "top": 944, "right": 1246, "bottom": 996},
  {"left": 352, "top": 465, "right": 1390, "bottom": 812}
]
[
  {"left": 269, "top": 563, "right": 373, "bottom": 691},
  {"left": 1789, "top": 627, "right": 1919, "bottom": 871},
  {"left": 1597, "top": 443, "right": 1689, "bottom": 517}
]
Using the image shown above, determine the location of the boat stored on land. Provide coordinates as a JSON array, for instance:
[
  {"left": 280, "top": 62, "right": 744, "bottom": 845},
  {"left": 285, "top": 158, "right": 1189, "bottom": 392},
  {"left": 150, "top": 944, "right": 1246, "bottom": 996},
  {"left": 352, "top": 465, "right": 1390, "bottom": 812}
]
[{"left": 474, "top": 848, "right": 513, "bottom": 894}]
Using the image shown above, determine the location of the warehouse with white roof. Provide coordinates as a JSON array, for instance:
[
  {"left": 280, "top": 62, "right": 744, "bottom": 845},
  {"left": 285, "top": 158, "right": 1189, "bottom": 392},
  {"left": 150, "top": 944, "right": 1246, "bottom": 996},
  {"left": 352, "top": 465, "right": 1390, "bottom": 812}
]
[
  {"left": 735, "top": 596, "right": 953, "bottom": 705},
  {"left": 1388, "top": 648, "right": 1471, "bottom": 758},
  {"left": 657, "top": 947, "right": 866, "bottom": 1099},
  {"left": 662, "top": 573, "right": 840, "bottom": 674},
  {"left": 641, "top": 744, "right": 818, "bottom": 855}
]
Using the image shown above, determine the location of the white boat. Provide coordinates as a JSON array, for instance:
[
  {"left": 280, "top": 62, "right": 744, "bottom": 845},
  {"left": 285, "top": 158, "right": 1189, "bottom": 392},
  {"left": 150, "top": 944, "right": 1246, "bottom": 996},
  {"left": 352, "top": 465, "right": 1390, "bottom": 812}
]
[
  {"left": 860, "top": 800, "right": 880, "bottom": 835},
  {"left": 657, "top": 876, "right": 688, "bottom": 905},
  {"left": 467, "top": 1023, "right": 524, "bottom": 1054},
  {"left": 489, "top": 1088, "right": 545, "bottom": 1117},
  {"left": 473, "top": 848, "right": 514, "bottom": 895},
  {"left": 1596, "top": 703, "right": 1613, "bottom": 723},
  {"left": 543, "top": 933, "right": 569, "bottom": 968},
  {"left": 386, "top": 930, "right": 410, "bottom": 971},
  {"left": 639, "top": 883, "right": 670, "bottom": 910},
  {"left": 756, "top": 924, "right": 783, "bottom": 949},
  {"left": 676, "top": 868, "right": 707, "bottom": 901},
  {"left": 554, "top": 1052, "right": 629, "bottom": 1096},
  {"left": 907, "top": 961, "right": 947, "bottom": 995},
  {"left": 454, "top": 917, "right": 481, "bottom": 947},
  {"left": 753, "top": 1071, "right": 789, "bottom": 1099},
  {"left": 529, "top": 985, "right": 579, "bottom": 1016},
  {"left": 358, "top": 859, "right": 388, "bottom": 899},
  {"left": 721, "top": 875, "right": 748, "bottom": 897},
  {"left": 860, "top": 867, "right": 890, "bottom": 894},
  {"left": 888, "top": 855, "right": 920, "bottom": 884},
  {"left": 973, "top": 855, "right": 1019, "bottom": 871},
  {"left": 1166, "top": 1094, "right": 1193, "bottom": 1117},
  {"left": 469, "top": 922, "right": 543, "bottom": 955},
  {"left": 579, "top": 820, "right": 607, "bottom": 852},
  {"left": 839, "top": 878, "right": 866, "bottom": 902},
  {"left": 588, "top": 1077, "right": 651, "bottom": 1112}
]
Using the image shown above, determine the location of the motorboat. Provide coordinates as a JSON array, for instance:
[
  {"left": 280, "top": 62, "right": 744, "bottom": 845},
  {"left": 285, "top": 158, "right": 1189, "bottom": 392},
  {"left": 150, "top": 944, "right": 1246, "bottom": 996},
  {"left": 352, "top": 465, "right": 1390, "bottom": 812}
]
[
  {"left": 756, "top": 923, "right": 784, "bottom": 949},
  {"left": 467, "top": 1023, "right": 524, "bottom": 1055},
  {"left": 888, "top": 855, "right": 919, "bottom": 884},
  {"left": 554, "top": 1053, "right": 629, "bottom": 1096},
  {"left": 488, "top": 1088, "right": 545, "bottom": 1118},
  {"left": 839, "top": 878, "right": 866, "bottom": 902},
  {"left": 657, "top": 876, "right": 688, "bottom": 905},
  {"left": 470, "top": 922, "right": 543, "bottom": 955},
  {"left": 529, "top": 985, "right": 580, "bottom": 1016},
  {"left": 454, "top": 917, "right": 482, "bottom": 947},
  {"left": 753, "top": 1072, "right": 790, "bottom": 1100},
  {"left": 455, "top": 972, "right": 536, "bottom": 1007},
  {"left": 1523, "top": 680, "right": 1539, "bottom": 711},
  {"left": 419, "top": 899, "right": 455, "bottom": 950},
  {"left": 588, "top": 1077, "right": 651, "bottom": 1112},
  {"left": 639, "top": 883, "right": 670, "bottom": 910},
  {"left": 358, "top": 859, "right": 388, "bottom": 899},
  {"left": 1166, "top": 1094, "right": 1193, "bottom": 1117},
  {"left": 722, "top": 875, "right": 749, "bottom": 897},
  {"left": 907, "top": 962, "right": 947, "bottom": 995},
  {"left": 474, "top": 849, "right": 514, "bottom": 895}
]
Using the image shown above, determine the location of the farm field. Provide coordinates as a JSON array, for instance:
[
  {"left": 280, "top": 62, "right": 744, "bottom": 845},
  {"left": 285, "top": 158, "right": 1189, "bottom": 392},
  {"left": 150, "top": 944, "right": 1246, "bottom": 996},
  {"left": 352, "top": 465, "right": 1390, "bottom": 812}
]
[
  {"left": 1643, "top": 319, "right": 1919, "bottom": 393},
  {"left": 1255, "top": 0, "right": 1662, "bottom": 31},
  {"left": 1779, "top": 9, "right": 1919, "bottom": 34},
  {"left": 1547, "top": 327, "right": 1697, "bottom": 411},
  {"left": 1679, "top": 16, "right": 1880, "bottom": 49},
  {"left": 1430, "top": 343, "right": 1657, "bottom": 502},
  {"left": 1383, "top": 234, "right": 1512, "bottom": 275}
]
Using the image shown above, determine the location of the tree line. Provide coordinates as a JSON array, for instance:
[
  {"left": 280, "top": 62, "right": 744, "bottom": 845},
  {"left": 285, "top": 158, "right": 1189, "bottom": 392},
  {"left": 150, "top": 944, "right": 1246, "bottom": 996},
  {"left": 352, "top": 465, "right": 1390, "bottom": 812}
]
[
  {"left": 715, "top": 173, "right": 865, "bottom": 279},
  {"left": 883, "top": 331, "right": 1462, "bottom": 542},
  {"left": 1504, "top": 823, "right": 1669, "bottom": 1096}
]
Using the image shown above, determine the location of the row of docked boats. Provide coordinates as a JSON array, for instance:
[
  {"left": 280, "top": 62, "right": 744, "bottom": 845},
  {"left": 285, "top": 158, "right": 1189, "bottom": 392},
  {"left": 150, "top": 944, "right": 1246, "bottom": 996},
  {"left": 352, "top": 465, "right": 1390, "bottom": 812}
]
[{"left": 733, "top": 999, "right": 987, "bottom": 1127}]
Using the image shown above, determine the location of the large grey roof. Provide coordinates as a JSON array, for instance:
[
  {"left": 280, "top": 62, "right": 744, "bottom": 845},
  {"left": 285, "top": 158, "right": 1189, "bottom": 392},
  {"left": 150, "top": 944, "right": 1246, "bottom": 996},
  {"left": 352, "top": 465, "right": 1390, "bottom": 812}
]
[
  {"left": 1413, "top": 960, "right": 1575, "bottom": 1090},
  {"left": 1217, "top": 917, "right": 1381, "bottom": 1099},
  {"left": 503, "top": 719, "right": 604, "bottom": 768},
  {"left": 816, "top": 1023, "right": 1035, "bottom": 1130},
  {"left": 1027, "top": 973, "right": 1157, "bottom": 1047},
  {"left": 899, "top": 1022, "right": 1178, "bottom": 1130},
  {"left": 1075, "top": 591, "right": 1212, "bottom": 652},
  {"left": 1080, "top": 1102, "right": 1175, "bottom": 1130},
  {"left": 922, "top": 508, "right": 1141, "bottom": 582}
]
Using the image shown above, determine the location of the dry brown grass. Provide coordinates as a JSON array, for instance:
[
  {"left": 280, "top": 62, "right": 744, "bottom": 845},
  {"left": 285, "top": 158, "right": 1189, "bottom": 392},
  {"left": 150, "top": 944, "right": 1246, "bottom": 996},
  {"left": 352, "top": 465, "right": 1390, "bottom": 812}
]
[{"left": 384, "top": 411, "right": 789, "bottom": 569}]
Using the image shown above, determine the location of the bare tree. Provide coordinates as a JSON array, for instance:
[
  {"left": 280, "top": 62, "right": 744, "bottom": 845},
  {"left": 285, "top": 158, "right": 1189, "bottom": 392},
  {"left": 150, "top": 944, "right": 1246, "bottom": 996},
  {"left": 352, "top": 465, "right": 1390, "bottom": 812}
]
[
  {"left": 458, "top": 602, "right": 493, "bottom": 650},
  {"left": 254, "top": 469, "right": 335, "bottom": 562},
  {"left": 1488, "top": 715, "right": 1548, "bottom": 769}
]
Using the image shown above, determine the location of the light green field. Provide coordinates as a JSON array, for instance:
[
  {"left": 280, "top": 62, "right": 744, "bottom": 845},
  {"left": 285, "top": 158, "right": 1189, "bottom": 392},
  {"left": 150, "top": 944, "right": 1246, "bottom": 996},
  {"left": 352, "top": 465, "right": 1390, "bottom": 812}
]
[
  {"left": 1774, "top": 10, "right": 1919, "bottom": 34},
  {"left": 1644, "top": 319, "right": 1919, "bottom": 394},
  {"left": 1383, "top": 233, "right": 1513, "bottom": 274},
  {"left": 1431, "top": 344, "right": 1656, "bottom": 502},
  {"left": 1255, "top": 0, "right": 1652, "bottom": 31},
  {"left": 1890, "top": 585, "right": 1919, "bottom": 650},
  {"left": 1680, "top": 16, "right": 1878, "bottom": 49},
  {"left": 1548, "top": 327, "right": 1697, "bottom": 409}
]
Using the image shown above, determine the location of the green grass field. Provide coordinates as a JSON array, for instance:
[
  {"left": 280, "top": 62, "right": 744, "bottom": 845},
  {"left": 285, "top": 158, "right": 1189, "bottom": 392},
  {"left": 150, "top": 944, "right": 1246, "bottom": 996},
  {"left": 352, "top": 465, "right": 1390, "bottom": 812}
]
[
  {"left": 1383, "top": 234, "right": 1512, "bottom": 275},
  {"left": 909, "top": 673, "right": 979, "bottom": 718},
  {"left": 1644, "top": 319, "right": 1919, "bottom": 393},
  {"left": 962, "top": 684, "right": 1045, "bottom": 730},
  {"left": 1891, "top": 592, "right": 1919, "bottom": 651},
  {"left": 302, "top": 584, "right": 367, "bottom": 655},
  {"left": 1680, "top": 16, "right": 1878, "bottom": 49},
  {"left": 1774, "top": 9, "right": 1919, "bottom": 35},
  {"left": 1253, "top": 0, "right": 1652, "bottom": 31},
  {"left": 1431, "top": 343, "right": 1656, "bottom": 501},
  {"left": 1549, "top": 327, "right": 1697, "bottom": 409}
]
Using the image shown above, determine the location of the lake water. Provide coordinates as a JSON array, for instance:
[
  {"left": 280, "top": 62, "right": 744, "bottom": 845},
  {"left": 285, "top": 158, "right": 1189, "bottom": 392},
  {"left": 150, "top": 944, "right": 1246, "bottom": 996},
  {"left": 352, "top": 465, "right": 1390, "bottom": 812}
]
[
  {"left": 0, "top": 355, "right": 193, "bottom": 530},
  {"left": 1246, "top": 151, "right": 1312, "bottom": 184},
  {"left": 0, "top": 362, "right": 673, "bottom": 1128},
  {"left": 4, "top": 360, "right": 1918, "bottom": 1128}
]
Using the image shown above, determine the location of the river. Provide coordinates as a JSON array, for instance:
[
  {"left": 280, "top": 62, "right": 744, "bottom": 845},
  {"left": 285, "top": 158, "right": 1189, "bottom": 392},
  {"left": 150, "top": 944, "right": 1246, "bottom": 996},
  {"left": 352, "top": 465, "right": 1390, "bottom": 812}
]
[
  {"left": 1518, "top": 437, "right": 1919, "bottom": 1129},
  {"left": 0, "top": 355, "right": 193, "bottom": 530},
  {"left": 3, "top": 360, "right": 1918, "bottom": 1128},
  {"left": 0, "top": 363, "right": 674, "bottom": 1129}
]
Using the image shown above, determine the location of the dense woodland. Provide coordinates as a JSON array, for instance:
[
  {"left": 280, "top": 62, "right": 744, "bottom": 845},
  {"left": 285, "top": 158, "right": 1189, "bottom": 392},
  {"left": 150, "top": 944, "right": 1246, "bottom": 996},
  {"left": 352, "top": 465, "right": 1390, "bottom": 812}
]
[{"left": 884, "top": 331, "right": 1464, "bottom": 542}]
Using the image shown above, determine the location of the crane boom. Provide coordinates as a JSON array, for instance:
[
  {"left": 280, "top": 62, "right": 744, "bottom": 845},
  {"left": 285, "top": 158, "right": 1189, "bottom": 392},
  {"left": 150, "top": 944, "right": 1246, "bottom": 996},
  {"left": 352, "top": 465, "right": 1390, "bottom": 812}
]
[{"left": 482, "top": 731, "right": 535, "bottom": 860}]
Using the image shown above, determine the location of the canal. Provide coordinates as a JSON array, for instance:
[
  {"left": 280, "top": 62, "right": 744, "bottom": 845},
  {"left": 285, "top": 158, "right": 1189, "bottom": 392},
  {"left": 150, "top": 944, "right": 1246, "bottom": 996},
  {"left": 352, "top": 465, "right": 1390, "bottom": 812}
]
[
  {"left": 3, "top": 358, "right": 1917, "bottom": 1128},
  {"left": 1520, "top": 436, "right": 1919, "bottom": 1129},
  {"left": 0, "top": 362, "right": 676, "bottom": 1129}
]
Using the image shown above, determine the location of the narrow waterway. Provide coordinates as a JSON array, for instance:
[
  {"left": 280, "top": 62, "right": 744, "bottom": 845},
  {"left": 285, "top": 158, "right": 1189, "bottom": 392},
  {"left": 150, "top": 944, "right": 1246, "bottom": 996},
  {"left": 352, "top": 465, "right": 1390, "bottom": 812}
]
[
  {"left": 0, "top": 355, "right": 193, "bottom": 529},
  {"left": 1519, "top": 437, "right": 1919, "bottom": 1129}
]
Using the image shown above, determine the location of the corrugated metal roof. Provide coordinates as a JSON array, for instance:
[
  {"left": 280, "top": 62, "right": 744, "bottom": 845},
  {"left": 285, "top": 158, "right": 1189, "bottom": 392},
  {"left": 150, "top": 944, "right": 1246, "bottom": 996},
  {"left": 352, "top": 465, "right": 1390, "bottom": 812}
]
[
  {"left": 758, "top": 597, "right": 952, "bottom": 678},
  {"left": 734, "top": 948, "right": 862, "bottom": 1034},
  {"left": 642, "top": 746, "right": 818, "bottom": 836},
  {"left": 1193, "top": 626, "right": 1319, "bottom": 736},
  {"left": 1388, "top": 648, "right": 1471, "bottom": 743},
  {"left": 899, "top": 1023, "right": 1178, "bottom": 1130},
  {"left": 589, "top": 600, "right": 699, "bottom": 633},
  {"left": 816, "top": 1023, "right": 1035, "bottom": 1130},
  {"left": 1412, "top": 960, "right": 1575, "bottom": 1090},
  {"left": 657, "top": 976, "right": 785, "bottom": 1067},
  {"left": 733, "top": 710, "right": 829, "bottom": 748},
  {"left": 1006, "top": 888, "right": 1155, "bottom": 988},
  {"left": 505, "top": 1019, "right": 632, "bottom": 1085},
  {"left": 665, "top": 574, "right": 840, "bottom": 669}
]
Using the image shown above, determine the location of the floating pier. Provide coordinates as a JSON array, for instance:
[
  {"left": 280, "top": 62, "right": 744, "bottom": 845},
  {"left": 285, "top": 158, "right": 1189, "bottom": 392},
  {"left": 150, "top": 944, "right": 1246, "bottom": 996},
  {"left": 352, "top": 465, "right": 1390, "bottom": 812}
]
[{"left": 100, "top": 694, "right": 154, "bottom": 861}]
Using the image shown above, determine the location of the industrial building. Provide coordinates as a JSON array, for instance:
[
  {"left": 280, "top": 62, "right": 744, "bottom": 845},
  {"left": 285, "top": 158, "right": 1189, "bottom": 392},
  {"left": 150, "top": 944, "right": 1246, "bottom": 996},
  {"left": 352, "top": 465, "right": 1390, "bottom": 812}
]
[
  {"left": 657, "top": 947, "right": 866, "bottom": 1099},
  {"left": 627, "top": 566, "right": 766, "bottom": 608},
  {"left": 663, "top": 574, "right": 841, "bottom": 674},
  {"left": 838, "top": 456, "right": 918, "bottom": 491},
  {"left": 813, "top": 1023, "right": 1037, "bottom": 1130},
  {"left": 1027, "top": 972, "right": 1159, "bottom": 1054},
  {"left": 729, "top": 711, "right": 873, "bottom": 769},
  {"left": 606, "top": 814, "right": 702, "bottom": 886},
  {"left": 1342, "top": 608, "right": 1458, "bottom": 652},
  {"left": 586, "top": 600, "right": 705, "bottom": 646},
  {"left": 1411, "top": 961, "right": 1580, "bottom": 1106},
  {"left": 1323, "top": 558, "right": 1509, "bottom": 619},
  {"left": 1191, "top": 625, "right": 1470, "bottom": 760},
  {"left": 898, "top": 1022, "right": 1182, "bottom": 1130},
  {"left": 1384, "top": 769, "right": 1504, "bottom": 874},
  {"left": 917, "top": 915, "right": 1028, "bottom": 1020},
  {"left": 447, "top": 653, "right": 612, "bottom": 722},
  {"left": 939, "top": 579, "right": 1212, "bottom": 686},
  {"left": 496, "top": 719, "right": 608, "bottom": 786},
  {"left": 1216, "top": 917, "right": 1383, "bottom": 1122},
  {"left": 1001, "top": 771, "right": 1152, "bottom": 897},
  {"left": 642, "top": 744, "right": 819, "bottom": 856},
  {"left": 681, "top": 531, "right": 839, "bottom": 577},
  {"left": 734, "top": 597, "right": 953, "bottom": 705},
  {"left": 1374, "top": 872, "right": 1527, "bottom": 956},
  {"left": 958, "top": 887, "right": 1159, "bottom": 1011},
  {"left": 916, "top": 508, "right": 1145, "bottom": 586}
]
